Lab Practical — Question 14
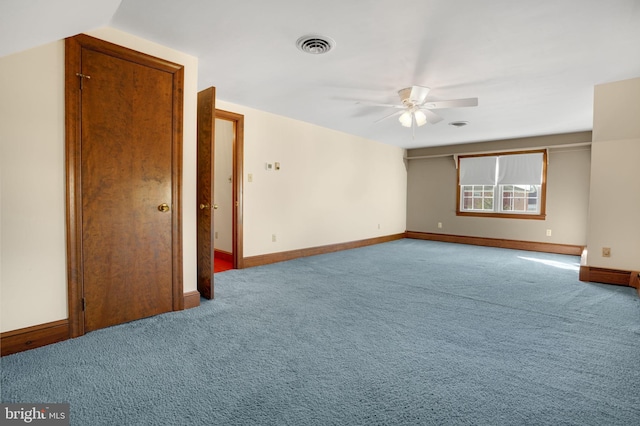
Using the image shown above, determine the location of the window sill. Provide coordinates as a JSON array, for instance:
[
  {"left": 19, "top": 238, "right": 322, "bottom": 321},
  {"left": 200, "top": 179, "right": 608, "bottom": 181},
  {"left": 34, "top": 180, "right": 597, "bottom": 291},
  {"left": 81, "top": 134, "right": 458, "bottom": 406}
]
[{"left": 456, "top": 211, "right": 546, "bottom": 220}]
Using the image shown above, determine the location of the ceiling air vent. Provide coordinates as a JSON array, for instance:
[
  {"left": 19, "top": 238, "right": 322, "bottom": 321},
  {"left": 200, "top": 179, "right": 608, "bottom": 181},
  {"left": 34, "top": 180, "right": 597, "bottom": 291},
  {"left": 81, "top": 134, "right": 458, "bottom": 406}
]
[
  {"left": 448, "top": 121, "right": 469, "bottom": 127},
  {"left": 296, "top": 35, "right": 335, "bottom": 54}
]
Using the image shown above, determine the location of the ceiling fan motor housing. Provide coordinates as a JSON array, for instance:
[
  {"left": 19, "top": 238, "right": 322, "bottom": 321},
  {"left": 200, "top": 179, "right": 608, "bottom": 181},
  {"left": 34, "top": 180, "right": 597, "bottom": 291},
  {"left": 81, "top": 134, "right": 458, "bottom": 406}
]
[{"left": 398, "top": 86, "right": 431, "bottom": 107}]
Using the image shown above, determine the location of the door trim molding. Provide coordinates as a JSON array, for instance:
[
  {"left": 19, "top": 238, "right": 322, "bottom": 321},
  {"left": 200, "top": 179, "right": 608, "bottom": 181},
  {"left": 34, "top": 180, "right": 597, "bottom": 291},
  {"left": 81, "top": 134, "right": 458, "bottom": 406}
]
[{"left": 65, "top": 34, "right": 184, "bottom": 338}]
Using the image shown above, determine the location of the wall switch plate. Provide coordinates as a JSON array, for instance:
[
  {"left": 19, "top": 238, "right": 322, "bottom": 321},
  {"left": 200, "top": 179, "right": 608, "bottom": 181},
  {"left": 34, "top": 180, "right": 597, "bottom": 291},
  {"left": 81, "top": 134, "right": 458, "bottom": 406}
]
[
  {"left": 275, "top": 162, "right": 280, "bottom": 170},
  {"left": 265, "top": 163, "right": 273, "bottom": 171}
]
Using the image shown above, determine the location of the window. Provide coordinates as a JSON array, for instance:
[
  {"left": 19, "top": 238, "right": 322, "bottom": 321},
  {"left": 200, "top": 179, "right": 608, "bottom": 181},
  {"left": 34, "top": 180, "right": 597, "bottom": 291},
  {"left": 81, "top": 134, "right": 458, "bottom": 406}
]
[
  {"left": 461, "top": 185, "right": 494, "bottom": 211},
  {"left": 457, "top": 150, "right": 546, "bottom": 219}
]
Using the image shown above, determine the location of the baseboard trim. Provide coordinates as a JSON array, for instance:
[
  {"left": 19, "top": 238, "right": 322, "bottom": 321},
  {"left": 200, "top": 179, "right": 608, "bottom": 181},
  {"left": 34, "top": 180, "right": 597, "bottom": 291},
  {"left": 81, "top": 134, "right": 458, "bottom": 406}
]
[
  {"left": 183, "top": 290, "right": 201, "bottom": 309},
  {"left": 1, "top": 319, "right": 69, "bottom": 357},
  {"left": 406, "top": 231, "right": 584, "bottom": 256},
  {"left": 579, "top": 265, "right": 637, "bottom": 288},
  {"left": 630, "top": 271, "right": 640, "bottom": 292},
  {"left": 2, "top": 292, "right": 201, "bottom": 357},
  {"left": 632, "top": 272, "right": 640, "bottom": 297},
  {"left": 243, "top": 233, "right": 407, "bottom": 268}
]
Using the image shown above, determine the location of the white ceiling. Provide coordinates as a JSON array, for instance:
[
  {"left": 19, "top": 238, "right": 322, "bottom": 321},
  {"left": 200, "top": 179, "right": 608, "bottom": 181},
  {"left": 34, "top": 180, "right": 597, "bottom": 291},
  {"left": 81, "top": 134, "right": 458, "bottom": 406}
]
[{"left": 2, "top": 0, "right": 640, "bottom": 149}]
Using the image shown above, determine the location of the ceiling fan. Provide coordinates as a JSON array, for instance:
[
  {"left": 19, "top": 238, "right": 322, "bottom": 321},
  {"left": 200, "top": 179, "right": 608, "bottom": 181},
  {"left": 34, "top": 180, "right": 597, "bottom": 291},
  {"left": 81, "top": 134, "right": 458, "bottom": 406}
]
[{"left": 359, "top": 86, "right": 478, "bottom": 136}]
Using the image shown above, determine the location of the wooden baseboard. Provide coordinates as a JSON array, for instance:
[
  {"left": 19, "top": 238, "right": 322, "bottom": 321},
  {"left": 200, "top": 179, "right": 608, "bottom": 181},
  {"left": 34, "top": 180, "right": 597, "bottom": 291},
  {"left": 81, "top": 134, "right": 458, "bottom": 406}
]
[
  {"left": 243, "top": 233, "right": 407, "bottom": 268},
  {"left": 214, "top": 249, "right": 233, "bottom": 262},
  {"left": 2, "top": 292, "right": 201, "bottom": 357},
  {"left": 1, "top": 319, "right": 69, "bottom": 357},
  {"left": 183, "top": 290, "right": 201, "bottom": 309},
  {"left": 406, "top": 231, "right": 584, "bottom": 256},
  {"left": 632, "top": 272, "right": 640, "bottom": 297},
  {"left": 579, "top": 266, "right": 634, "bottom": 286}
]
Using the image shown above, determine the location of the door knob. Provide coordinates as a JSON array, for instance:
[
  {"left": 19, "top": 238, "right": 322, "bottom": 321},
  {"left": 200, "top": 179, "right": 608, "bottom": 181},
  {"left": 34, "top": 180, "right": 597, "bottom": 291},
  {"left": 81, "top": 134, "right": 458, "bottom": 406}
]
[
  {"left": 199, "top": 203, "right": 209, "bottom": 210},
  {"left": 213, "top": 204, "right": 219, "bottom": 210},
  {"left": 158, "top": 203, "right": 170, "bottom": 212}
]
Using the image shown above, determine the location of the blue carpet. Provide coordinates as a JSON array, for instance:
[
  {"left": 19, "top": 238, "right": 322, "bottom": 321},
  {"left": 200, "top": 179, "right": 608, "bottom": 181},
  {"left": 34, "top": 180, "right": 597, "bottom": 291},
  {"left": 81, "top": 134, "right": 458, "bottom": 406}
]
[{"left": 2, "top": 239, "right": 639, "bottom": 425}]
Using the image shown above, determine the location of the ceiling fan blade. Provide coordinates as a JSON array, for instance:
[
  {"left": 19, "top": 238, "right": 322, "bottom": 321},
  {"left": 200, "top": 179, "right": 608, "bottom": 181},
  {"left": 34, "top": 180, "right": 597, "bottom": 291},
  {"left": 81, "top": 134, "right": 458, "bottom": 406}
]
[
  {"left": 409, "top": 86, "right": 431, "bottom": 103},
  {"left": 374, "top": 109, "right": 405, "bottom": 123},
  {"left": 420, "top": 108, "right": 443, "bottom": 124},
  {"left": 422, "top": 97, "right": 478, "bottom": 109},
  {"left": 356, "top": 101, "right": 404, "bottom": 109}
]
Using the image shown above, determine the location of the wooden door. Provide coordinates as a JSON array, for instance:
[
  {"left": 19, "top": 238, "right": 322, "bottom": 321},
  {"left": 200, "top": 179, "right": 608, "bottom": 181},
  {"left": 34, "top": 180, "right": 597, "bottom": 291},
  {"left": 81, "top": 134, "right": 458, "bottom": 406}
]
[
  {"left": 197, "top": 87, "right": 215, "bottom": 299},
  {"left": 65, "top": 35, "right": 184, "bottom": 336}
]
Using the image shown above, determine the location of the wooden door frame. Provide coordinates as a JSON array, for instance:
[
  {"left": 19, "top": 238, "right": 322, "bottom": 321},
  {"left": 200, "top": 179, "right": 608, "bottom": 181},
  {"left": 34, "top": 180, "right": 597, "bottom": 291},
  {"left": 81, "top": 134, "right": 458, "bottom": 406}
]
[
  {"left": 65, "top": 34, "right": 184, "bottom": 338},
  {"left": 215, "top": 109, "right": 244, "bottom": 269}
]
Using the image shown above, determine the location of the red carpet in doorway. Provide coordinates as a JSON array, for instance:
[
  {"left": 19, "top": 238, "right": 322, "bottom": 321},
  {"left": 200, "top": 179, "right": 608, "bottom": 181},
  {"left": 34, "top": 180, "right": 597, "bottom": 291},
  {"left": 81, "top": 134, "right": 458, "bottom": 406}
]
[{"left": 214, "top": 258, "right": 233, "bottom": 273}]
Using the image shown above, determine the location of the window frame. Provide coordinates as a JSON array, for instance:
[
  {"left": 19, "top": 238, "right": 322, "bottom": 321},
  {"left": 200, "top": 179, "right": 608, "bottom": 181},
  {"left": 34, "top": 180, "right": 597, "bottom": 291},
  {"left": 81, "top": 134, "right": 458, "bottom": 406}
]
[{"left": 456, "top": 149, "right": 547, "bottom": 220}]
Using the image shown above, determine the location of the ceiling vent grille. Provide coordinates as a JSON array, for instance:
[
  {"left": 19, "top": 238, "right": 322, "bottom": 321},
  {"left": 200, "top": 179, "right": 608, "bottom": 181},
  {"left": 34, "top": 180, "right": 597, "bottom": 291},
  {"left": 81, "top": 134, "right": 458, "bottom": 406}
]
[
  {"left": 296, "top": 35, "right": 335, "bottom": 54},
  {"left": 449, "top": 121, "right": 469, "bottom": 127}
]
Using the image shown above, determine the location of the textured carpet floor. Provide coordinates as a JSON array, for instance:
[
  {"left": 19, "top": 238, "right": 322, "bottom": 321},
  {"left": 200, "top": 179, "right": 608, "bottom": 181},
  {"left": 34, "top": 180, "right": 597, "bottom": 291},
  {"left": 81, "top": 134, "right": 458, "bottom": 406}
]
[{"left": 2, "top": 239, "right": 639, "bottom": 425}]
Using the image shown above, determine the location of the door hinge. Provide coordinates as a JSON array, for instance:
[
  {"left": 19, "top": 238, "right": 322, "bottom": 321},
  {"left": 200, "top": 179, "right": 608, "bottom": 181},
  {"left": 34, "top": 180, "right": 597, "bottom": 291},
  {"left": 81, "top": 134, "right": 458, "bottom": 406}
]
[
  {"left": 81, "top": 298, "right": 86, "bottom": 311},
  {"left": 75, "top": 73, "right": 91, "bottom": 89}
]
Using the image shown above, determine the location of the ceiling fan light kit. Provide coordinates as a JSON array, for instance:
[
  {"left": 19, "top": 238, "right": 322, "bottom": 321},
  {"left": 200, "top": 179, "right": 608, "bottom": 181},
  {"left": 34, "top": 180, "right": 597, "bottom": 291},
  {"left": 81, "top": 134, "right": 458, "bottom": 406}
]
[
  {"left": 360, "top": 85, "right": 478, "bottom": 134},
  {"left": 399, "top": 111, "right": 413, "bottom": 127},
  {"left": 414, "top": 110, "right": 427, "bottom": 126},
  {"left": 399, "top": 109, "right": 427, "bottom": 127}
]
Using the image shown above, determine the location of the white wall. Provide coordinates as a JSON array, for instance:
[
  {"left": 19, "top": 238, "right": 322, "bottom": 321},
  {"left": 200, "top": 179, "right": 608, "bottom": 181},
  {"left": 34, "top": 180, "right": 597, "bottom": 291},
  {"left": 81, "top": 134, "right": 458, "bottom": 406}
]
[
  {"left": 0, "top": 28, "right": 198, "bottom": 332},
  {"left": 406, "top": 135, "right": 592, "bottom": 246},
  {"left": 587, "top": 77, "right": 640, "bottom": 271},
  {"left": 216, "top": 100, "right": 407, "bottom": 257},
  {"left": 1, "top": 41, "right": 67, "bottom": 332}
]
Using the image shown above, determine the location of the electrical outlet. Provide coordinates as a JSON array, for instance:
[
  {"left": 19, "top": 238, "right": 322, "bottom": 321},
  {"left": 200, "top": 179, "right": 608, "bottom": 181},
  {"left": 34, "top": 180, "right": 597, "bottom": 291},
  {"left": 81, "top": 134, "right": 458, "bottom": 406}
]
[
  {"left": 215, "top": 231, "right": 218, "bottom": 239},
  {"left": 378, "top": 223, "right": 381, "bottom": 229},
  {"left": 248, "top": 173, "right": 253, "bottom": 182},
  {"left": 438, "top": 222, "right": 443, "bottom": 229},
  {"left": 546, "top": 229, "right": 552, "bottom": 237},
  {"left": 272, "top": 234, "right": 277, "bottom": 242},
  {"left": 602, "top": 247, "right": 611, "bottom": 257}
]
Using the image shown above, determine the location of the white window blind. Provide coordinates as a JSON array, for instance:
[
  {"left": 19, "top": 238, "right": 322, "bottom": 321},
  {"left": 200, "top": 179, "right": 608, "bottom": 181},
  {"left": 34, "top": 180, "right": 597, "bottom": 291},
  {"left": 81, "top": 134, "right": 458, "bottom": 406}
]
[
  {"left": 459, "top": 156, "right": 497, "bottom": 185},
  {"left": 497, "top": 153, "right": 543, "bottom": 185}
]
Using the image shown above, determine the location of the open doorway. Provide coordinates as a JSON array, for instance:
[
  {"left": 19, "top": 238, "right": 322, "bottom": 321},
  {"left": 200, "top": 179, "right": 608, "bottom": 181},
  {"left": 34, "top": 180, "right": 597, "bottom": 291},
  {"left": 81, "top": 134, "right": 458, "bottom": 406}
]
[{"left": 214, "top": 109, "right": 244, "bottom": 273}]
